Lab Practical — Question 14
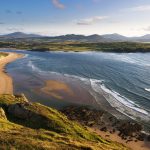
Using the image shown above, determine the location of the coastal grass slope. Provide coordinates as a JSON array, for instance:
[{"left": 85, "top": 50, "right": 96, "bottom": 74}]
[{"left": 0, "top": 94, "right": 130, "bottom": 150}]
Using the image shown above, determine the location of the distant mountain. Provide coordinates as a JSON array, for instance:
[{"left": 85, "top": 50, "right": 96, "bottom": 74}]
[
  {"left": 0, "top": 32, "right": 42, "bottom": 39},
  {"left": 53, "top": 34, "right": 86, "bottom": 41},
  {"left": 87, "top": 34, "right": 110, "bottom": 42},
  {"left": 102, "top": 33, "right": 128, "bottom": 41},
  {"left": 0, "top": 32, "right": 150, "bottom": 42},
  {"left": 140, "top": 34, "right": 150, "bottom": 39},
  {"left": 43, "top": 34, "right": 109, "bottom": 42}
]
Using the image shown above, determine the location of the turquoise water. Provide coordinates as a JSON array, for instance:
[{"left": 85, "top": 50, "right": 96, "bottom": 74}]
[{"left": 2, "top": 50, "right": 150, "bottom": 129}]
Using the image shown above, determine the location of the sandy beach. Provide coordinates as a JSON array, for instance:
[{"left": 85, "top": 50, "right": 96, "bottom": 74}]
[{"left": 0, "top": 52, "right": 23, "bottom": 94}]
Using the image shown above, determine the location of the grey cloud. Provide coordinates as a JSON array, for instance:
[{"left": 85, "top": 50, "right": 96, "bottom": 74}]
[
  {"left": 16, "top": 11, "right": 23, "bottom": 15},
  {"left": 5, "top": 10, "right": 12, "bottom": 14},
  {"left": 0, "top": 22, "right": 5, "bottom": 25},
  {"left": 143, "top": 26, "right": 150, "bottom": 31}
]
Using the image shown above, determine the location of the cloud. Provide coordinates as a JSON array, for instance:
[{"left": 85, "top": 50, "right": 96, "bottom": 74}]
[
  {"left": 5, "top": 10, "right": 12, "bottom": 14},
  {"left": 125, "top": 5, "right": 150, "bottom": 12},
  {"left": 51, "top": 0, "right": 65, "bottom": 9},
  {"left": 16, "top": 11, "right": 23, "bottom": 15},
  {"left": 76, "top": 16, "right": 108, "bottom": 25},
  {"left": 0, "top": 22, "right": 5, "bottom": 25},
  {"left": 143, "top": 26, "right": 150, "bottom": 31},
  {"left": 7, "top": 27, "right": 24, "bottom": 32}
]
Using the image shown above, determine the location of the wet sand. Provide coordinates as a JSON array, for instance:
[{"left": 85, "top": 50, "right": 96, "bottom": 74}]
[
  {"left": 39, "top": 79, "right": 97, "bottom": 105},
  {"left": 0, "top": 52, "right": 23, "bottom": 94},
  {"left": 41, "top": 80, "right": 74, "bottom": 99}
]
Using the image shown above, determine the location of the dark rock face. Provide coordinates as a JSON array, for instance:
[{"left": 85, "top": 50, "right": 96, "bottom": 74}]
[
  {"left": 8, "top": 103, "right": 34, "bottom": 119},
  {"left": 61, "top": 106, "right": 105, "bottom": 127},
  {"left": 7, "top": 103, "right": 50, "bottom": 129},
  {"left": 0, "top": 107, "right": 7, "bottom": 120}
]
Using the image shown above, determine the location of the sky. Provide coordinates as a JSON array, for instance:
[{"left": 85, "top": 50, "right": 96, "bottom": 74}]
[{"left": 0, "top": 0, "right": 150, "bottom": 36}]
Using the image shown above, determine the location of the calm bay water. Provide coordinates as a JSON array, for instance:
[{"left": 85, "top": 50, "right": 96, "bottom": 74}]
[{"left": 2, "top": 50, "right": 150, "bottom": 129}]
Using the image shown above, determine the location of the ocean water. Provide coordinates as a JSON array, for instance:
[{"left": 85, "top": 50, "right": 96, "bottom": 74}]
[{"left": 2, "top": 50, "right": 150, "bottom": 129}]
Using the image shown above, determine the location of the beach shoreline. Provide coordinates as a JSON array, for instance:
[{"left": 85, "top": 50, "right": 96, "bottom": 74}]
[{"left": 0, "top": 52, "right": 23, "bottom": 94}]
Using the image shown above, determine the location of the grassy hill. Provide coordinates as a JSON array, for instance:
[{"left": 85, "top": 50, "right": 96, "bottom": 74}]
[{"left": 0, "top": 94, "right": 130, "bottom": 150}]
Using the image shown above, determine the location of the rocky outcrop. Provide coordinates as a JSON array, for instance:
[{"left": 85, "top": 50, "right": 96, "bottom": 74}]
[
  {"left": 7, "top": 102, "right": 51, "bottom": 130},
  {"left": 0, "top": 107, "right": 7, "bottom": 120},
  {"left": 8, "top": 103, "right": 34, "bottom": 119},
  {"left": 61, "top": 106, "right": 105, "bottom": 127},
  {"left": 61, "top": 106, "right": 149, "bottom": 143}
]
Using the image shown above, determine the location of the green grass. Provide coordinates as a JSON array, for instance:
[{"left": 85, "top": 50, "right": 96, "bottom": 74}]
[{"left": 0, "top": 94, "right": 130, "bottom": 150}]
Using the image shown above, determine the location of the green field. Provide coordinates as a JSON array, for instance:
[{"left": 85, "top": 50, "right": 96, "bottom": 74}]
[{"left": 1, "top": 40, "right": 150, "bottom": 52}]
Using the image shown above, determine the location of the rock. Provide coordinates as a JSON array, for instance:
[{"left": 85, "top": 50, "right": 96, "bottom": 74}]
[
  {"left": 110, "top": 131, "right": 113, "bottom": 134},
  {"left": 137, "top": 133, "right": 146, "bottom": 141},
  {"left": 135, "top": 140, "right": 138, "bottom": 142},
  {"left": 118, "top": 122, "right": 142, "bottom": 136},
  {"left": 0, "top": 107, "right": 7, "bottom": 120},
  {"left": 8, "top": 103, "right": 28, "bottom": 119},
  {"left": 100, "top": 127, "right": 107, "bottom": 132},
  {"left": 61, "top": 106, "right": 106, "bottom": 127},
  {"left": 126, "top": 139, "right": 132, "bottom": 143},
  {"left": 112, "top": 129, "right": 116, "bottom": 133}
]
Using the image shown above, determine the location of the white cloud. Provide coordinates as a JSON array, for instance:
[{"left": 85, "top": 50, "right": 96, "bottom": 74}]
[
  {"left": 7, "top": 27, "right": 24, "bottom": 32},
  {"left": 51, "top": 0, "right": 65, "bottom": 9},
  {"left": 143, "top": 26, "right": 150, "bottom": 31},
  {"left": 125, "top": 5, "right": 150, "bottom": 12},
  {"left": 76, "top": 16, "right": 108, "bottom": 25}
]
